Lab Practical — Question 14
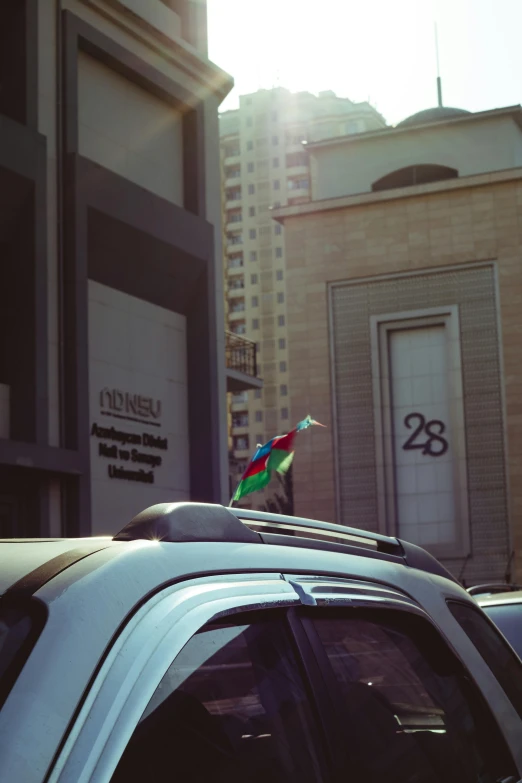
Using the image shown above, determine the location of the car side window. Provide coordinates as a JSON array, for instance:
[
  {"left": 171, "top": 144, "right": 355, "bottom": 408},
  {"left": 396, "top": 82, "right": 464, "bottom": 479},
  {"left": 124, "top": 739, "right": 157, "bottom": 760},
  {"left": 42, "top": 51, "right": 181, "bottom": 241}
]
[
  {"left": 448, "top": 599, "right": 522, "bottom": 720},
  {"left": 110, "top": 612, "right": 325, "bottom": 783},
  {"left": 307, "top": 608, "right": 516, "bottom": 783}
]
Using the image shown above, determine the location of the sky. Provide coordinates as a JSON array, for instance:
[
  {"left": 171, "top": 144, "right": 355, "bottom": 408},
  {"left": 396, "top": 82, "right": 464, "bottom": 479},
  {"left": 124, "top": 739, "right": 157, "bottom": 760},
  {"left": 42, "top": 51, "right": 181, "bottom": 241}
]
[{"left": 207, "top": 0, "right": 522, "bottom": 126}]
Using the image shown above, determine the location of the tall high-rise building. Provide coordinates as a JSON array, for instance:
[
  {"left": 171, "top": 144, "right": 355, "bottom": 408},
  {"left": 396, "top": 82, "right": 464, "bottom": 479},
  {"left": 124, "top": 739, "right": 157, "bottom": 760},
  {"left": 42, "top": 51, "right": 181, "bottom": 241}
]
[{"left": 220, "top": 88, "right": 386, "bottom": 505}]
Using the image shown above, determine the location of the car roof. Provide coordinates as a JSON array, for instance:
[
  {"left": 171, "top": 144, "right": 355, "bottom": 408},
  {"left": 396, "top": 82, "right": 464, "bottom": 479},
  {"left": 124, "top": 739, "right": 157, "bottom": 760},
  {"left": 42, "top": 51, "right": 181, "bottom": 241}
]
[
  {"left": 477, "top": 590, "right": 522, "bottom": 607},
  {"left": 0, "top": 538, "right": 118, "bottom": 596},
  {"left": 0, "top": 502, "right": 461, "bottom": 602}
]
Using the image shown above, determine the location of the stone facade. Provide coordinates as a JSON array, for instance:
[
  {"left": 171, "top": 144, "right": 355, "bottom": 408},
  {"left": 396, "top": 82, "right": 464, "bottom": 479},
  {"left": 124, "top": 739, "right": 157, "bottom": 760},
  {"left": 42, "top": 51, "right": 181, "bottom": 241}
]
[{"left": 279, "top": 169, "right": 522, "bottom": 583}]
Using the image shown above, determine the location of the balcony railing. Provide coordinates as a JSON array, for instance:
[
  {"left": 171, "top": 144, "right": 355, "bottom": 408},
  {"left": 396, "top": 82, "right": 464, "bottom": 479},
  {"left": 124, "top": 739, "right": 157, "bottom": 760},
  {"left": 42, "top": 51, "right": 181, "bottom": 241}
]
[{"left": 226, "top": 330, "right": 257, "bottom": 377}]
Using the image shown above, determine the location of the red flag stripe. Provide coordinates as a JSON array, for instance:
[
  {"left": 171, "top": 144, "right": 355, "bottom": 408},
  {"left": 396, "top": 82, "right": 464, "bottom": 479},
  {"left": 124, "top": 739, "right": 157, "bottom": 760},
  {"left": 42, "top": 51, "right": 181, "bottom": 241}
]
[{"left": 243, "top": 452, "right": 270, "bottom": 478}]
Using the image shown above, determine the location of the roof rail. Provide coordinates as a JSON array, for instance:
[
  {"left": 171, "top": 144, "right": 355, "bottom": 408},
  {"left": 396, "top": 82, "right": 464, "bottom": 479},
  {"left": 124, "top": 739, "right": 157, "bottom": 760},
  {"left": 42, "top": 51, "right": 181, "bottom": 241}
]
[
  {"left": 231, "top": 508, "right": 458, "bottom": 584},
  {"left": 467, "top": 583, "right": 522, "bottom": 597},
  {"left": 113, "top": 502, "right": 458, "bottom": 584},
  {"left": 228, "top": 507, "right": 401, "bottom": 555}
]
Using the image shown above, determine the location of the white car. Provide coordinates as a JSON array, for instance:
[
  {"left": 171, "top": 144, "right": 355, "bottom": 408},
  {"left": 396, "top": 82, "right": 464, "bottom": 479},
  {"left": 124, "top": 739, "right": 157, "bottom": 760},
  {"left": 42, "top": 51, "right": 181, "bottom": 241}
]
[
  {"left": 470, "top": 583, "right": 522, "bottom": 659},
  {"left": 1, "top": 502, "right": 522, "bottom": 782}
]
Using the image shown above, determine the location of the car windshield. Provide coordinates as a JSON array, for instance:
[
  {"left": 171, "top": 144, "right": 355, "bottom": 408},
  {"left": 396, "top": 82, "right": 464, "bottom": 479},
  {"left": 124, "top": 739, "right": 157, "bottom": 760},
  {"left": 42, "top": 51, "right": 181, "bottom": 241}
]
[
  {"left": 0, "top": 598, "right": 45, "bottom": 710},
  {"left": 482, "top": 603, "right": 522, "bottom": 659}
]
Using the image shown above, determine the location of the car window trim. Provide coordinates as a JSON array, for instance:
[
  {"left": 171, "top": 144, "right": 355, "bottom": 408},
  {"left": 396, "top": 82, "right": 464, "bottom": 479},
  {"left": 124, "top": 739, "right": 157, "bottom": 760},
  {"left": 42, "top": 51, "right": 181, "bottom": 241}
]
[
  {"left": 286, "top": 607, "right": 345, "bottom": 779},
  {"left": 48, "top": 574, "right": 301, "bottom": 783}
]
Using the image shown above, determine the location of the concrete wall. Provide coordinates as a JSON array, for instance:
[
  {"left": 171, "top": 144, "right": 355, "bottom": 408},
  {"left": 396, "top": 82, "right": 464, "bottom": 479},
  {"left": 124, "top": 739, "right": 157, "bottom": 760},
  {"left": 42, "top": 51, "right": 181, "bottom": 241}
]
[
  {"left": 282, "top": 173, "right": 522, "bottom": 583},
  {"left": 78, "top": 52, "right": 184, "bottom": 206},
  {"left": 88, "top": 281, "right": 189, "bottom": 534},
  {"left": 311, "top": 115, "right": 522, "bottom": 200}
]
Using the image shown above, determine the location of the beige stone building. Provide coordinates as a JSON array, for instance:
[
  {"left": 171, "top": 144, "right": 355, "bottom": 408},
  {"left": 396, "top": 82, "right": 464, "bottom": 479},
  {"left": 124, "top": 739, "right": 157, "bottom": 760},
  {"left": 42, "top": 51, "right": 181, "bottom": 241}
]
[
  {"left": 275, "top": 104, "right": 522, "bottom": 584},
  {"left": 220, "top": 88, "right": 385, "bottom": 502}
]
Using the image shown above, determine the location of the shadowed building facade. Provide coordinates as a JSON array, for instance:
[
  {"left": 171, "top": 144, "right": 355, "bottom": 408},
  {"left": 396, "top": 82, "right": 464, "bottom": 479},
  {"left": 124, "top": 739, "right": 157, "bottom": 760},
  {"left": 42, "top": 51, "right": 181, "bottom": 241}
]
[{"left": 0, "top": 0, "right": 246, "bottom": 536}]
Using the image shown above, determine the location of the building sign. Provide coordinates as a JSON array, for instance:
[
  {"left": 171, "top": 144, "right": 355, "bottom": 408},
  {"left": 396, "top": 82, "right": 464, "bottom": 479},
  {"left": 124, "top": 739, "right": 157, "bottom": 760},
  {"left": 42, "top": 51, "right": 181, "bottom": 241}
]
[
  {"left": 99, "top": 387, "right": 162, "bottom": 426},
  {"left": 91, "top": 389, "right": 167, "bottom": 485}
]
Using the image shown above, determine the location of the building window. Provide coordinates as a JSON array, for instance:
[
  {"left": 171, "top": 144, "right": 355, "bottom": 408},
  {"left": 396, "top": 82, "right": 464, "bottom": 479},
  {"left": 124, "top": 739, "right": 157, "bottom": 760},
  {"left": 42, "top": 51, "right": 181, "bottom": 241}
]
[
  {"left": 252, "top": 296, "right": 259, "bottom": 307},
  {"left": 276, "top": 248, "right": 283, "bottom": 258},
  {"left": 245, "top": 97, "right": 252, "bottom": 105},
  {"left": 272, "top": 135, "right": 279, "bottom": 145},
  {"left": 251, "top": 274, "right": 258, "bottom": 284},
  {"left": 233, "top": 435, "right": 250, "bottom": 451},
  {"left": 278, "top": 315, "right": 285, "bottom": 326},
  {"left": 280, "top": 384, "right": 288, "bottom": 396},
  {"left": 281, "top": 407, "right": 289, "bottom": 420},
  {"left": 280, "top": 361, "right": 287, "bottom": 372},
  {"left": 273, "top": 201, "right": 281, "bottom": 208},
  {"left": 250, "top": 251, "right": 257, "bottom": 262},
  {"left": 272, "top": 110, "right": 278, "bottom": 121},
  {"left": 252, "top": 319, "right": 260, "bottom": 329},
  {"left": 249, "top": 206, "right": 256, "bottom": 217},
  {"left": 247, "top": 140, "right": 253, "bottom": 151},
  {"left": 372, "top": 164, "right": 459, "bottom": 192},
  {"left": 277, "top": 292, "right": 285, "bottom": 304},
  {"left": 255, "top": 389, "right": 262, "bottom": 399},
  {"left": 246, "top": 117, "right": 253, "bottom": 127},
  {"left": 273, "top": 157, "right": 279, "bottom": 168},
  {"left": 279, "top": 338, "right": 286, "bottom": 349},
  {"left": 276, "top": 270, "right": 283, "bottom": 281},
  {"left": 247, "top": 162, "right": 255, "bottom": 173},
  {"left": 275, "top": 224, "right": 282, "bottom": 235},
  {"left": 255, "top": 341, "right": 260, "bottom": 352},
  {"left": 273, "top": 180, "right": 280, "bottom": 190},
  {"left": 232, "top": 412, "right": 249, "bottom": 428},
  {"left": 249, "top": 229, "right": 257, "bottom": 239},
  {"left": 248, "top": 184, "right": 255, "bottom": 195},
  {"left": 255, "top": 434, "right": 264, "bottom": 445},
  {"left": 255, "top": 410, "right": 263, "bottom": 422}
]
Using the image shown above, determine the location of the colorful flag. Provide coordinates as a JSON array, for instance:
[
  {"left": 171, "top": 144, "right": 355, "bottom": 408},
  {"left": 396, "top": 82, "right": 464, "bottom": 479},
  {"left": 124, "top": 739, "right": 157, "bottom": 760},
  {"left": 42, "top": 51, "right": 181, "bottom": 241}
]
[
  {"left": 295, "top": 414, "right": 326, "bottom": 431},
  {"left": 231, "top": 415, "right": 325, "bottom": 503}
]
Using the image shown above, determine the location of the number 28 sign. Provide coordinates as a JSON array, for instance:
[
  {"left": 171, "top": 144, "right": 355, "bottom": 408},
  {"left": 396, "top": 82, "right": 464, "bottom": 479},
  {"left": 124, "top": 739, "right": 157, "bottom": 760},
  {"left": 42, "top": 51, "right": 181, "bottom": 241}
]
[{"left": 402, "top": 412, "right": 449, "bottom": 457}]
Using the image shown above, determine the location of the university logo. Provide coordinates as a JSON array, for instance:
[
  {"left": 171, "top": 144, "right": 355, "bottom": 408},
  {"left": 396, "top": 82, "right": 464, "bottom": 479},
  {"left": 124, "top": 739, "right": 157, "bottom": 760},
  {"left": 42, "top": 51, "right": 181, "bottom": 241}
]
[{"left": 99, "top": 388, "right": 162, "bottom": 421}]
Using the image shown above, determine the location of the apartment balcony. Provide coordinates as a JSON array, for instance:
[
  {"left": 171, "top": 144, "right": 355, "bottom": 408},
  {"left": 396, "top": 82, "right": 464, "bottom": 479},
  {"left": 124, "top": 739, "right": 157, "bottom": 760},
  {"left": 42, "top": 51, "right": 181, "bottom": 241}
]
[
  {"left": 226, "top": 237, "right": 243, "bottom": 250},
  {"left": 228, "top": 300, "right": 246, "bottom": 318},
  {"left": 287, "top": 178, "right": 310, "bottom": 195},
  {"left": 227, "top": 263, "right": 244, "bottom": 276},
  {"left": 228, "top": 283, "right": 245, "bottom": 298},
  {"left": 286, "top": 164, "right": 309, "bottom": 177},
  {"left": 226, "top": 330, "right": 263, "bottom": 393},
  {"left": 225, "top": 197, "right": 243, "bottom": 210},
  {"left": 231, "top": 422, "right": 250, "bottom": 434},
  {"left": 226, "top": 218, "right": 243, "bottom": 232},
  {"left": 225, "top": 172, "right": 242, "bottom": 189},
  {"left": 230, "top": 391, "right": 249, "bottom": 412},
  {"left": 223, "top": 153, "right": 241, "bottom": 166}
]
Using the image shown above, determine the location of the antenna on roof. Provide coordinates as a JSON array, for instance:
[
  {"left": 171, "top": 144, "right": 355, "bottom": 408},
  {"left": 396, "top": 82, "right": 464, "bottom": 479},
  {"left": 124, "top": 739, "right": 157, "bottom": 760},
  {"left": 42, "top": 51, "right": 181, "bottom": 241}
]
[{"left": 434, "top": 22, "right": 443, "bottom": 107}]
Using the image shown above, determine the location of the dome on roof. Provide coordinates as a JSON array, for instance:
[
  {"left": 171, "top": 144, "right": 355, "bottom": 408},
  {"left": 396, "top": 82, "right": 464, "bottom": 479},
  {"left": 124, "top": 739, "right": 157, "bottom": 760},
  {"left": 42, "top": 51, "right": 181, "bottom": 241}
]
[{"left": 398, "top": 106, "right": 471, "bottom": 128}]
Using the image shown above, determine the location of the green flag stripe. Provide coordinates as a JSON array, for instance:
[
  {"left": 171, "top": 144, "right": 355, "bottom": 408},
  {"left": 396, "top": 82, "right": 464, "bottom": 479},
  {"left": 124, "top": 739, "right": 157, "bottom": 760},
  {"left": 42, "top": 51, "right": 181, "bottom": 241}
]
[
  {"left": 268, "top": 448, "right": 295, "bottom": 474},
  {"left": 233, "top": 467, "right": 271, "bottom": 502}
]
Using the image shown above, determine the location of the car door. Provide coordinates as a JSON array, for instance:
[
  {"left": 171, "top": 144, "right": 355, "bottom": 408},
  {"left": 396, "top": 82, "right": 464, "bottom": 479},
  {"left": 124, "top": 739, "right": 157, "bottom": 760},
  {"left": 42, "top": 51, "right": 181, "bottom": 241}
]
[
  {"left": 286, "top": 576, "right": 521, "bottom": 783},
  {"left": 48, "top": 573, "right": 332, "bottom": 783}
]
